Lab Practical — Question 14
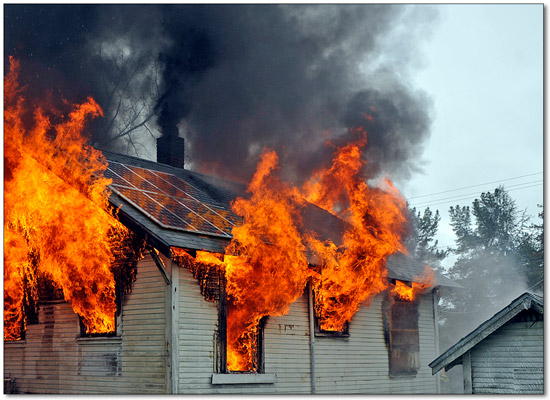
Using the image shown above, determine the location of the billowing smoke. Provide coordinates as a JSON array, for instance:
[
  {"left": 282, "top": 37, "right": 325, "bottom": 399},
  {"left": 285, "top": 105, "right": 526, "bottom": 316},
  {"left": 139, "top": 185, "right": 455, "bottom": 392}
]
[{"left": 4, "top": 4, "right": 437, "bottom": 183}]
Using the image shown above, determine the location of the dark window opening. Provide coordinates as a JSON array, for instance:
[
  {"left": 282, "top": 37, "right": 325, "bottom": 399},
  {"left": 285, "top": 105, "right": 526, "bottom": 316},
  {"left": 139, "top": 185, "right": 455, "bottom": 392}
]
[
  {"left": 79, "top": 232, "right": 144, "bottom": 338},
  {"left": 311, "top": 285, "right": 350, "bottom": 337},
  {"left": 314, "top": 315, "right": 350, "bottom": 337},
  {"left": 79, "top": 314, "right": 118, "bottom": 338},
  {"left": 387, "top": 294, "right": 420, "bottom": 376},
  {"left": 217, "top": 272, "right": 265, "bottom": 374}
]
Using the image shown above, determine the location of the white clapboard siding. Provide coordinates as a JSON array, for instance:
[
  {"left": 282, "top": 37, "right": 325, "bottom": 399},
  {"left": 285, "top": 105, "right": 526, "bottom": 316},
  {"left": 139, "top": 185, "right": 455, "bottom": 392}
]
[
  {"left": 470, "top": 321, "right": 543, "bottom": 394},
  {"left": 314, "top": 294, "right": 437, "bottom": 394},
  {"left": 176, "top": 265, "right": 437, "bottom": 394},
  {"left": 3, "top": 254, "right": 168, "bottom": 394},
  {"left": 177, "top": 266, "right": 311, "bottom": 394}
]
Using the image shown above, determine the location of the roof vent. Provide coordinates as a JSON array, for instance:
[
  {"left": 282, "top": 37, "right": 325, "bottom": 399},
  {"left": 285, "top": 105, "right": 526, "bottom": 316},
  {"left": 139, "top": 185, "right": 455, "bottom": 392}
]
[{"left": 157, "top": 136, "right": 185, "bottom": 169}]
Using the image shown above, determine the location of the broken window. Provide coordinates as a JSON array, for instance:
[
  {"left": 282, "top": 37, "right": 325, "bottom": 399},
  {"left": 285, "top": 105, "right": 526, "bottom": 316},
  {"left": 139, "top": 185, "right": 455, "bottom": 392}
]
[
  {"left": 310, "top": 282, "right": 350, "bottom": 337},
  {"left": 385, "top": 290, "right": 420, "bottom": 376},
  {"left": 171, "top": 248, "right": 266, "bottom": 374},
  {"left": 79, "top": 232, "right": 144, "bottom": 338},
  {"left": 313, "top": 304, "right": 350, "bottom": 337},
  {"left": 217, "top": 272, "right": 266, "bottom": 373}
]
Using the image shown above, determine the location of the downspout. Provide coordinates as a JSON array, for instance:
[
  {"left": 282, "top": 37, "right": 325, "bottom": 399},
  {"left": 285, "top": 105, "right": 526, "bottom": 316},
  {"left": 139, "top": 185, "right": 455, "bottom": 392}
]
[{"left": 308, "top": 279, "right": 316, "bottom": 394}]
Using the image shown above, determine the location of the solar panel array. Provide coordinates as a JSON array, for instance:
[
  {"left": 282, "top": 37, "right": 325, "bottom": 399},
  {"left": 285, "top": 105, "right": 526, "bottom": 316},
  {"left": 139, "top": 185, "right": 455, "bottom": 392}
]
[{"left": 105, "top": 161, "right": 241, "bottom": 237}]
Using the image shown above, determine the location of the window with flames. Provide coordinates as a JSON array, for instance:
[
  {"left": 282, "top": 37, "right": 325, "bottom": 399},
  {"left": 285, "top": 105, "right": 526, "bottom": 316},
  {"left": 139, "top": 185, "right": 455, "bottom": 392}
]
[
  {"left": 385, "top": 290, "right": 420, "bottom": 376},
  {"left": 173, "top": 249, "right": 266, "bottom": 374}
]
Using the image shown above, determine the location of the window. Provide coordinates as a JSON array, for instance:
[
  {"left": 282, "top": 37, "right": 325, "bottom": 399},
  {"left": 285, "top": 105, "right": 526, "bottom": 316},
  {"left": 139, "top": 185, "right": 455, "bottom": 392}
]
[
  {"left": 4, "top": 274, "right": 40, "bottom": 341},
  {"left": 213, "top": 289, "right": 276, "bottom": 384},
  {"left": 78, "top": 279, "right": 122, "bottom": 338},
  {"left": 216, "top": 275, "right": 266, "bottom": 374},
  {"left": 385, "top": 290, "right": 420, "bottom": 376},
  {"left": 310, "top": 282, "right": 350, "bottom": 337},
  {"left": 173, "top": 248, "right": 275, "bottom": 383},
  {"left": 79, "top": 233, "right": 143, "bottom": 338}
]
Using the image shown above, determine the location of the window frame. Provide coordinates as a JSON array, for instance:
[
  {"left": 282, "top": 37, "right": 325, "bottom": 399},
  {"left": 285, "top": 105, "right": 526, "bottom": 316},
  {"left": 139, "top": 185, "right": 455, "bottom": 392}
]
[
  {"left": 79, "top": 274, "right": 124, "bottom": 338},
  {"left": 310, "top": 283, "right": 350, "bottom": 338},
  {"left": 216, "top": 275, "right": 266, "bottom": 374},
  {"left": 386, "top": 285, "right": 421, "bottom": 377}
]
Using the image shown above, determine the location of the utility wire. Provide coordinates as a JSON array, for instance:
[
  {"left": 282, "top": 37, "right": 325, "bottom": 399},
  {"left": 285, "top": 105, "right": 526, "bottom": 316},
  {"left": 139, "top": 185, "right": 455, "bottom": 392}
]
[
  {"left": 527, "top": 278, "right": 544, "bottom": 291},
  {"left": 411, "top": 183, "right": 543, "bottom": 210},
  {"left": 410, "top": 180, "right": 543, "bottom": 208},
  {"left": 408, "top": 172, "right": 543, "bottom": 200}
]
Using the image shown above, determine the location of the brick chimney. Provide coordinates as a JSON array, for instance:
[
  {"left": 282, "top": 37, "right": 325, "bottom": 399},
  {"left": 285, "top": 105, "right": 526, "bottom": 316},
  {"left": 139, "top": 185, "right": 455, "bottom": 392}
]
[{"left": 157, "top": 136, "right": 185, "bottom": 169}]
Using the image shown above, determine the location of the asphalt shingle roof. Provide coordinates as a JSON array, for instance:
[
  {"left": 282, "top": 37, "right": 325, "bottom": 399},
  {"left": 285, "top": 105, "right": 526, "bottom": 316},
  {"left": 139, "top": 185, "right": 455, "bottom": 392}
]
[
  {"left": 429, "top": 292, "right": 544, "bottom": 374},
  {"left": 103, "top": 150, "right": 457, "bottom": 287}
]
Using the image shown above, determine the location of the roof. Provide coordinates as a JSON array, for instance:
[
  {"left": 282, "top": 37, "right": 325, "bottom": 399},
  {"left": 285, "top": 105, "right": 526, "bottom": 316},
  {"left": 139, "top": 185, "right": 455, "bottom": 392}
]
[
  {"left": 429, "top": 292, "right": 544, "bottom": 374},
  {"left": 103, "top": 150, "right": 458, "bottom": 287},
  {"left": 386, "top": 252, "right": 463, "bottom": 289},
  {"left": 104, "top": 150, "right": 244, "bottom": 255}
]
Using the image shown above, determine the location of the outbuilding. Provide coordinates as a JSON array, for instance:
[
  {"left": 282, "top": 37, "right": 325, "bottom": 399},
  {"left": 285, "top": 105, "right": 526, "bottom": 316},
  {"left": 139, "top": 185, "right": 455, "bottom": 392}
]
[{"left": 429, "top": 292, "right": 543, "bottom": 394}]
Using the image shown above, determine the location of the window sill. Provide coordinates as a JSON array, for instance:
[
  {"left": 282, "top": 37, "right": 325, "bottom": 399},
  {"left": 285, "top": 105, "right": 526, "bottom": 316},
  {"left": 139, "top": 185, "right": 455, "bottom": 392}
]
[
  {"left": 76, "top": 336, "right": 122, "bottom": 346},
  {"left": 315, "top": 331, "right": 350, "bottom": 338},
  {"left": 4, "top": 340, "right": 26, "bottom": 348},
  {"left": 389, "top": 372, "right": 419, "bottom": 379},
  {"left": 211, "top": 373, "right": 276, "bottom": 385}
]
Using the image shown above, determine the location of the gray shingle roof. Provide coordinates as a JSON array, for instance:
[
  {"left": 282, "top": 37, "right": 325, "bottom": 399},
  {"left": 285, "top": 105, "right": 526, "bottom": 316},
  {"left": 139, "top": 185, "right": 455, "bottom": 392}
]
[
  {"left": 429, "top": 292, "right": 544, "bottom": 374},
  {"left": 103, "top": 150, "right": 457, "bottom": 287},
  {"left": 386, "top": 252, "right": 462, "bottom": 289}
]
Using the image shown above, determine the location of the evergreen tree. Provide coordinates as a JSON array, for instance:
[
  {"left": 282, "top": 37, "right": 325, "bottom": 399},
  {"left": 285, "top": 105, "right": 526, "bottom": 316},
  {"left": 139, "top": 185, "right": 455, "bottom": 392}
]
[
  {"left": 517, "top": 204, "right": 544, "bottom": 292},
  {"left": 406, "top": 206, "right": 448, "bottom": 269},
  {"left": 442, "top": 187, "right": 539, "bottom": 344}
]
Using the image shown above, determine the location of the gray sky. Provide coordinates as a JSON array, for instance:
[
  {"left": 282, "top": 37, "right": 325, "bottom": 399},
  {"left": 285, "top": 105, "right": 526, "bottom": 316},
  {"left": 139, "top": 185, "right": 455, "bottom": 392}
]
[{"left": 396, "top": 4, "right": 543, "bottom": 266}]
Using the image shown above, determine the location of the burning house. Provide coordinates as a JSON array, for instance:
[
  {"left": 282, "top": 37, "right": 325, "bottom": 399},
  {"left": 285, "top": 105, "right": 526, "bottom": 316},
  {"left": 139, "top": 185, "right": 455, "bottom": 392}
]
[
  {"left": 4, "top": 138, "right": 460, "bottom": 393},
  {"left": 3, "top": 57, "right": 460, "bottom": 394}
]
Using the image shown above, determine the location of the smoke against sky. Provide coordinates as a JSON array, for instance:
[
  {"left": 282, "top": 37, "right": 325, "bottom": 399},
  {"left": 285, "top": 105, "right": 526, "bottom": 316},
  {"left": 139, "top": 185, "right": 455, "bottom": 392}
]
[{"left": 4, "top": 4, "right": 438, "bottom": 184}]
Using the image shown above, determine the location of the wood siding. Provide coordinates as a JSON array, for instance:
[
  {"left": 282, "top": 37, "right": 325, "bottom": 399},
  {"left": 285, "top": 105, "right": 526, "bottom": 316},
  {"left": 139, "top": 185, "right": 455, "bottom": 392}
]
[
  {"left": 177, "top": 265, "right": 438, "bottom": 394},
  {"left": 4, "top": 254, "right": 168, "bottom": 394},
  {"left": 177, "top": 266, "right": 312, "bottom": 394},
  {"left": 314, "top": 294, "right": 437, "bottom": 394},
  {"left": 5, "top": 259, "right": 439, "bottom": 394},
  {"left": 470, "top": 320, "right": 543, "bottom": 394}
]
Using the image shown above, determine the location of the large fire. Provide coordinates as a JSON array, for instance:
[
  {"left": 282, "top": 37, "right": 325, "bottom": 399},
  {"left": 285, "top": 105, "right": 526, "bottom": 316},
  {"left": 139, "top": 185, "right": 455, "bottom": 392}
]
[
  {"left": 4, "top": 58, "right": 129, "bottom": 339},
  {"left": 223, "top": 150, "right": 310, "bottom": 371},
  {"left": 302, "top": 135, "right": 409, "bottom": 331},
  {"left": 180, "top": 134, "right": 432, "bottom": 371},
  {"left": 4, "top": 58, "right": 434, "bottom": 371}
]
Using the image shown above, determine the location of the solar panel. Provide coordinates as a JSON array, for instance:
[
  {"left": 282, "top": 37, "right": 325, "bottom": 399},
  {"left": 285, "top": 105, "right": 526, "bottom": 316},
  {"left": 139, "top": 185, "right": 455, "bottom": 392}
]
[{"left": 106, "top": 161, "right": 240, "bottom": 237}]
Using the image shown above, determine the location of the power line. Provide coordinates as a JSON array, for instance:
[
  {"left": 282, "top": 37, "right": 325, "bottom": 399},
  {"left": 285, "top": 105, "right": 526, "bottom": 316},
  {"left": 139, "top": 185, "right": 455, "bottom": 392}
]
[
  {"left": 527, "top": 278, "right": 544, "bottom": 291},
  {"left": 408, "top": 172, "right": 543, "bottom": 200},
  {"left": 410, "top": 180, "right": 543, "bottom": 208},
  {"left": 411, "top": 183, "right": 543, "bottom": 210}
]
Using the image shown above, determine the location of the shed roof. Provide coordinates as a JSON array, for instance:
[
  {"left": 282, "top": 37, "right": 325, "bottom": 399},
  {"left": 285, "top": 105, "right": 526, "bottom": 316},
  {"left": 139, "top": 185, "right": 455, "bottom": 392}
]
[
  {"left": 103, "top": 150, "right": 457, "bottom": 287},
  {"left": 429, "top": 292, "right": 544, "bottom": 374}
]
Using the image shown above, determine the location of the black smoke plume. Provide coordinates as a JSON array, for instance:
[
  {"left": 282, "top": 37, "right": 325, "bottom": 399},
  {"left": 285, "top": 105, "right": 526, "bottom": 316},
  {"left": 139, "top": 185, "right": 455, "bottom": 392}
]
[{"left": 4, "top": 4, "right": 438, "bottom": 183}]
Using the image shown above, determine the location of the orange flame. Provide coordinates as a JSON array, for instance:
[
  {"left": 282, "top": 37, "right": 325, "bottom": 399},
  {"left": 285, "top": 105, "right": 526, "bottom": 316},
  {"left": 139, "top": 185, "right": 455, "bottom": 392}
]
[
  {"left": 176, "top": 138, "right": 413, "bottom": 371},
  {"left": 4, "top": 57, "right": 129, "bottom": 339},
  {"left": 303, "top": 137, "right": 409, "bottom": 331},
  {"left": 391, "top": 267, "right": 435, "bottom": 302},
  {"left": 224, "top": 150, "right": 310, "bottom": 371}
]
